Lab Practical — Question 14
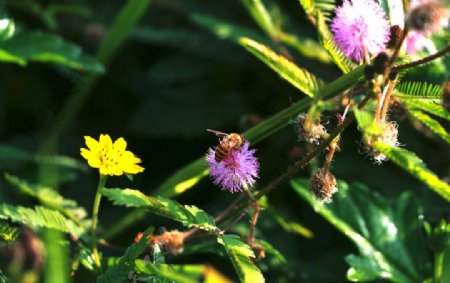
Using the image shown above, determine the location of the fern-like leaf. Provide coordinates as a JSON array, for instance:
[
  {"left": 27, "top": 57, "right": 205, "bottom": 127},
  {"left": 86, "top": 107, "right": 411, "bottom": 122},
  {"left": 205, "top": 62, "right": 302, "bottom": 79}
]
[
  {"left": 316, "top": 11, "right": 356, "bottom": 74},
  {"left": 373, "top": 142, "right": 450, "bottom": 201},
  {"left": 0, "top": 204, "right": 85, "bottom": 237},
  {"left": 241, "top": 0, "right": 277, "bottom": 37},
  {"left": 408, "top": 110, "right": 450, "bottom": 144},
  {"left": 0, "top": 222, "right": 20, "bottom": 243},
  {"left": 97, "top": 227, "right": 154, "bottom": 283},
  {"left": 4, "top": 173, "right": 88, "bottom": 227},
  {"left": 239, "top": 37, "right": 321, "bottom": 98},
  {"left": 101, "top": 188, "right": 217, "bottom": 232},
  {"left": 403, "top": 99, "right": 450, "bottom": 121},
  {"left": 218, "top": 234, "right": 265, "bottom": 283},
  {"left": 394, "top": 81, "right": 443, "bottom": 99}
]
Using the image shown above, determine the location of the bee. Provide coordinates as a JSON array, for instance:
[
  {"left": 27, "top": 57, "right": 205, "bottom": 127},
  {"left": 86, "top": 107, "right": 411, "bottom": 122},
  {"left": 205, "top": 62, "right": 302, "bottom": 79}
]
[{"left": 207, "top": 129, "right": 245, "bottom": 162}]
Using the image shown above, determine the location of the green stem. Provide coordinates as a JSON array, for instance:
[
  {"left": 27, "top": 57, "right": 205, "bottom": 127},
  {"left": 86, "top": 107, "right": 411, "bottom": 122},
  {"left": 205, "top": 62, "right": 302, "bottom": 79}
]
[
  {"left": 91, "top": 175, "right": 107, "bottom": 268},
  {"left": 434, "top": 251, "right": 444, "bottom": 283}
]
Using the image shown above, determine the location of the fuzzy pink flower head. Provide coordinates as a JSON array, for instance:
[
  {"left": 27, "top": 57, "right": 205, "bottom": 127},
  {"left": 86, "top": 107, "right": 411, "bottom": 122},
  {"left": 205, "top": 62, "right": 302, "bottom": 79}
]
[
  {"left": 206, "top": 141, "right": 259, "bottom": 193},
  {"left": 331, "top": 0, "right": 390, "bottom": 62}
]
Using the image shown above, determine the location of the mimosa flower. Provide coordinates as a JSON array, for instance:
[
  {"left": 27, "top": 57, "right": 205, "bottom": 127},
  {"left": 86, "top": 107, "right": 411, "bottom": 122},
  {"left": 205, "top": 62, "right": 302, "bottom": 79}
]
[
  {"left": 330, "top": 0, "right": 390, "bottom": 62},
  {"left": 206, "top": 141, "right": 259, "bottom": 193},
  {"left": 80, "top": 134, "right": 144, "bottom": 176}
]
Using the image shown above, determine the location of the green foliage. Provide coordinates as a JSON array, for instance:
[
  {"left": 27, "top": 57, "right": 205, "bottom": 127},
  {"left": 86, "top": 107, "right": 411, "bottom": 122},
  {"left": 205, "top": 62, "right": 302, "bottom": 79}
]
[
  {"left": 0, "top": 145, "right": 87, "bottom": 171},
  {"left": 241, "top": 0, "right": 277, "bottom": 37},
  {"left": 239, "top": 37, "right": 322, "bottom": 98},
  {"left": 394, "top": 81, "right": 443, "bottom": 99},
  {"left": 373, "top": 142, "right": 450, "bottom": 202},
  {"left": 218, "top": 234, "right": 265, "bottom": 283},
  {"left": 134, "top": 261, "right": 205, "bottom": 283},
  {"left": 4, "top": 173, "right": 88, "bottom": 226},
  {"left": 0, "top": 270, "right": 10, "bottom": 283},
  {"left": 408, "top": 110, "right": 450, "bottom": 144},
  {"left": 292, "top": 179, "right": 431, "bottom": 282},
  {"left": 316, "top": 11, "right": 356, "bottom": 74},
  {"left": 97, "top": 227, "right": 154, "bottom": 283},
  {"left": 101, "top": 188, "right": 217, "bottom": 231},
  {"left": 0, "top": 222, "right": 19, "bottom": 243},
  {"left": 95, "top": 0, "right": 151, "bottom": 64},
  {"left": 0, "top": 30, "right": 103, "bottom": 73},
  {"left": 0, "top": 203, "right": 85, "bottom": 237},
  {"left": 403, "top": 99, "right": 450, "bottom": 121}
]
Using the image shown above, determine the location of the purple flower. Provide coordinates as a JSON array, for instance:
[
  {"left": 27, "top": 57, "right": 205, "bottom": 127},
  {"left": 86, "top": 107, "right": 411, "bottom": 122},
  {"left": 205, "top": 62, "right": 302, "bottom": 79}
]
[
  {"left": 206, "top": 141, "right": 259, "bottom": 193},
  {"left": 331, "top": 0, "right": 390, "bottom": 62}
]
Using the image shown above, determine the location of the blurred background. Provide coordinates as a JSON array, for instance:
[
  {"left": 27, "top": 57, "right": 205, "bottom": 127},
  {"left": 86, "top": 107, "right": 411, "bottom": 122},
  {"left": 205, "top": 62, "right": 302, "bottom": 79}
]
[{"left": 0, "top": 0, "right": 449, "bottom": 282}]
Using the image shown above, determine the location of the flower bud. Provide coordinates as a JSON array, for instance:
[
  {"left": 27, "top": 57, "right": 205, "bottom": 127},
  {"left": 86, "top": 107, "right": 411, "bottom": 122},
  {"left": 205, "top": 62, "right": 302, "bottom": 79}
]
[
  {"left": 387, "top": 25, "right": 404, "bottom": 49},
  {"left": 442, "top": 81, "right": 450, "bottom": 113},
  {"left": 310, "top": 169, "right": 338, "bottom": 204},
  {"left": 373, "top": 52, "right": 389, "bottom": 74}
]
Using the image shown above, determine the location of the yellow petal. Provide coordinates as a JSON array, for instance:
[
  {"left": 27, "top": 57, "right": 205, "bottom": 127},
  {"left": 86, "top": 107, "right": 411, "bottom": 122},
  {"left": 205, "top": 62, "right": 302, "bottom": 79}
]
[
  {"left": 99, "top": 134, "right": 113, "bottom": 148},
  {"left": 114, "top": 137, "right": 127, "bottom": 152},
  {"left": 84, "top": 136, "right": 99, "bottom": 151}
]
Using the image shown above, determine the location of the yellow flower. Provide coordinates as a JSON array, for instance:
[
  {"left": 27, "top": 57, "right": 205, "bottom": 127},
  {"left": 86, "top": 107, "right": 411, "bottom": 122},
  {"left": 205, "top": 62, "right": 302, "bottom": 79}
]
[{"left": 80, "top": 134, "right": 144, "bottom": 176}]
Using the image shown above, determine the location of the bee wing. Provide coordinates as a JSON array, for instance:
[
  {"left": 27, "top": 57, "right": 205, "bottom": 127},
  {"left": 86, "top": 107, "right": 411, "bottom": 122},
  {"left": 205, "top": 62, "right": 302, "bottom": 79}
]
[{"left": 207, "top": 129, "right": 229, "bottom": 138}]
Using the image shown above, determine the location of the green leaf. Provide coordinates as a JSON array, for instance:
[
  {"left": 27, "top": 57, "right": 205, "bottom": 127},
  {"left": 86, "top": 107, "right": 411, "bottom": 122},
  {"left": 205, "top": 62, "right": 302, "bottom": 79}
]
[
  {"left": 218, "top": 234, "right": 265, "bottom": 283},
  {"left": 265, "top": 206, "right": 313, "bottom": 238},
  {"left": 0, "top": 145, "right": 88, "bottom": 171},
  {"left": 96, "top": 0, "right": 151, "bottom": 64},
  {"left": 4, "top": 173, "right": 88, "bottom": 227},
  {"left": 0, "top": 270, "right": 10, "bottom": 283},
  {"left": 403, "top": 99, "right": 450, "bottom": 121},
  {"left": 0, "top": 204, "right": 85, "bottom": 237},
  {"left": 97, "top": 227, "right": 154, "bottom": 283},
  {"left": 292, "top": 179, "right": 431, "bottom": 282},
  {"left": 134, "top": 262, "right": 204, "bottom": 283},
  {"left": 239, "top": 37, "right": 321, "bottom": 98},
  {"left": 0, "top": 221, "right": 20, "bottom": 243},
  {"left": 0, "top": 30, "right": 103, "bottom": 73},
  {"left": 373, "top": 142, "right": 450, "bottom": 202},
  {"left": 241, "top": 0, "right": 277, "bottom": 37},
  {"left": 101, "top": 188, "right": 217, "bottom": 232},
  {"left": 316, "top": 11, "right": 356, "bottom": 74},
  {"left": 256, "top": 240, "right": 287, "bottom": 264},
  {"left": 394, "top": 81, "right": 443, "bottom": 99},
  {"left": 408, "top": 110, "right": 450, "bottom": 144},
  {"left": 354, "top": 107, "right": 382, "bottom": 136}
]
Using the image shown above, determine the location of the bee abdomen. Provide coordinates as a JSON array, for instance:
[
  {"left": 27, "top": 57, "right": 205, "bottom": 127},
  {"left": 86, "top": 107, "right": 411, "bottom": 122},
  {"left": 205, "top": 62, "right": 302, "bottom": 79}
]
[{"left": 215, "top": 144, "right": 230, "bottom": 162}]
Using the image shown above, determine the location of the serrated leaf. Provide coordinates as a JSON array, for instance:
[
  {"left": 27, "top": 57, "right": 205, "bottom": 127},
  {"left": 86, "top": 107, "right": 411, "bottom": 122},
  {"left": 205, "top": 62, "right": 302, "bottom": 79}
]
[
  {"left": 241, "top": 0, "right": 277, "bottom": 37},
  {"left": 373, "top": 142, "right": 450, "bottom": 202},
  {"left": 97, "top": 227, "right": 154, "bottom": 283},
  {"left": 316, "top": 11, "right": 356, "bottom": 73},
  {"left": 239, "top": 37, "right": 321, "bottom": 97},
  {"left": 218, "top": 234, "right": 265, "bottom": 283},
  {"left": 101, "top": 188, "right": 217, "bottom": 232},
  {"left": 0, "top": 30, "right": 103, "bottom": 73},
  {"left": 292, "top": 179, "right": 431, "bottom": 282},
  {"left": 0, "top": 204, "right": 85, "bottom": 237},
  {"left": 403, "top": 99, "right": 450, "bottom": 121},
  {"left": 0, "top": 221, "right": 20, "bottom": 242},
  {"left": 394, "top": 81, "right": 443, "bottom": 99},
  {"left": 408, "top": 110, "right": 450, "bottom": 144},
  {"left": 0, "top": 145, "right": 87, "bottom": 171},
  {"left": 4, "top": 173, "right": 88, "bottom": 226}
]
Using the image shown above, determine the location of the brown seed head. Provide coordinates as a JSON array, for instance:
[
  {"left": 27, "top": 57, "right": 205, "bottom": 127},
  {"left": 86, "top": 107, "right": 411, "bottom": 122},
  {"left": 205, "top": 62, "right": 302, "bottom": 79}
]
[
  {"left": 387, "top": 25, "right": 404, "bottom": 49},
  {"left": 154, "top": 229, "right": 185, "bottom": 255},
  {"left": 310, "top": 169, "right": 338, "bottom": 204}
]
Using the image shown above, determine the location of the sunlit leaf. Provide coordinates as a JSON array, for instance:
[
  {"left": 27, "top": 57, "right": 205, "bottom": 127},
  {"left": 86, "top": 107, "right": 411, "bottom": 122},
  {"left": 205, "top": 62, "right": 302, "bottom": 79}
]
[
  {"left": 408, "top": 110, "right": 450, "bottom": 144},
  {"left": 101, "top": 188, "right": 217, "bottom": 232},
  {"left": 218, "top": 234, "right": 265, "bottom": 283},
  {"left": 239, "top": 37, "right": 321, "bottom": 98},
  {"left": 373, "top": 142, "right": 450, "bottom": 202},
  {"left": 394, "top": 81, "right": 443, "bottom": 99}
]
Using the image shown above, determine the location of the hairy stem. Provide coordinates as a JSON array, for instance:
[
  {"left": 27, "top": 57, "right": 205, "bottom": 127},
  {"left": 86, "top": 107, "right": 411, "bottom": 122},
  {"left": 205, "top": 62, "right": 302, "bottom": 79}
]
[
  {"left": 91, "top": 175, "right": 107, "bottom": 268},
  {"left": 393, "top": 44, "right": 450, "bottom": 71}
]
